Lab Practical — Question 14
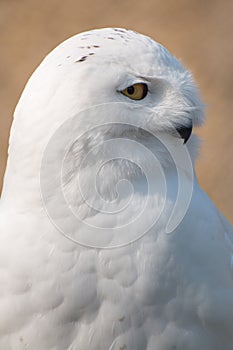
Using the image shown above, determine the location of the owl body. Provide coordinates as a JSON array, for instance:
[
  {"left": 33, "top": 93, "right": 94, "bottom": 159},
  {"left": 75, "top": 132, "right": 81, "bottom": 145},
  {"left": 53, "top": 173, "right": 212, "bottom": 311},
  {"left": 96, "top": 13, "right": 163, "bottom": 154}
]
[{"left": 0, "top": 28, "right": 233, "bottom": 350}]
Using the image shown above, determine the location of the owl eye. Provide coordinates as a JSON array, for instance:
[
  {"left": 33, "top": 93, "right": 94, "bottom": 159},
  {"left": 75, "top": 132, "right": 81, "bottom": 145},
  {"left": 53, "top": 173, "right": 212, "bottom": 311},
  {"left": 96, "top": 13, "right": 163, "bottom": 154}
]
[{"left": 121, "top": 83, "right": 148, "bottom": 100}]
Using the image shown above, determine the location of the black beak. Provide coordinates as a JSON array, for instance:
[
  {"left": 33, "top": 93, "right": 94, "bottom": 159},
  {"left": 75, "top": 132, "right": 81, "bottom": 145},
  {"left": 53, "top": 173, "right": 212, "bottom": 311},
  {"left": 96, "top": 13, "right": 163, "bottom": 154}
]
[{"left": 176, "top": 123, "right": 193, "bottom": 144}]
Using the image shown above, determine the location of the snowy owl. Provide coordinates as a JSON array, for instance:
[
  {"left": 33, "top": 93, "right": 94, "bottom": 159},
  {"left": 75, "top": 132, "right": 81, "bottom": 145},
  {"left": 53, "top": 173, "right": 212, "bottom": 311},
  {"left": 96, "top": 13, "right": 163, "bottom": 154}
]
[{"left": 0, "top": 28, "right": 233, "bottom": 350}]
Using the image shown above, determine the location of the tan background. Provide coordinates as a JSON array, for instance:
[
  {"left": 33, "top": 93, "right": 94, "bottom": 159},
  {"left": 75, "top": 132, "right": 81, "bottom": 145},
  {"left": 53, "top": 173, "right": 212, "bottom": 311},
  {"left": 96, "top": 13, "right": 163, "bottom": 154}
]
[{"left": 0, "top": 0, "right": 232, "bottom": 223}]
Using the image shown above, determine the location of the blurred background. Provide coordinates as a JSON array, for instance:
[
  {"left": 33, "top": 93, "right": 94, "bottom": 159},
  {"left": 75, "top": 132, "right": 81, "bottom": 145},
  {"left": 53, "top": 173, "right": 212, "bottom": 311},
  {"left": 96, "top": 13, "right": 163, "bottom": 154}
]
[{"left": 0, "top": 0, "right": 232, "bottom": 222}]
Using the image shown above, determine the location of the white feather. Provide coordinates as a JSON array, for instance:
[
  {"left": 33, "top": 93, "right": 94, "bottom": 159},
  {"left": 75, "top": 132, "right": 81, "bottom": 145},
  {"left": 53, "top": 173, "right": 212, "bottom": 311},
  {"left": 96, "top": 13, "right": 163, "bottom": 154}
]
[{"left": 0, "top": 28, "right": 232, "bottom": 350}]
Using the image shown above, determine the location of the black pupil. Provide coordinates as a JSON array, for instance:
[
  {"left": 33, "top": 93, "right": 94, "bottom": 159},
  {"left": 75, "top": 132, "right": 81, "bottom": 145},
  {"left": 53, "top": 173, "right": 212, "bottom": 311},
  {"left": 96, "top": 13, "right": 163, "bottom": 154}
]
[{"left": 127, "top": 86, "right": 135, "bottom": 95}]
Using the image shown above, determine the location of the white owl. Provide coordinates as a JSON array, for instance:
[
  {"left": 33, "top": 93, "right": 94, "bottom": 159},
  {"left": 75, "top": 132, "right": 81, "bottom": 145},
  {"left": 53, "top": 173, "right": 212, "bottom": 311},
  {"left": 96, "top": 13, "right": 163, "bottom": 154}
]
[{"left": 0, "top": 28, "right": 233, "bottom": 350}]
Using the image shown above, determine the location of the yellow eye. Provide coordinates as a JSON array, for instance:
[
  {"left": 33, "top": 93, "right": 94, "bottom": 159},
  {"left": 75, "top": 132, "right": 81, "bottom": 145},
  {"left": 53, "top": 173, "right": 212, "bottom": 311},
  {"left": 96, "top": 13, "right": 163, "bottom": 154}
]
[{"left": 121, "top": 83, "right": 148, "bottom": 100}]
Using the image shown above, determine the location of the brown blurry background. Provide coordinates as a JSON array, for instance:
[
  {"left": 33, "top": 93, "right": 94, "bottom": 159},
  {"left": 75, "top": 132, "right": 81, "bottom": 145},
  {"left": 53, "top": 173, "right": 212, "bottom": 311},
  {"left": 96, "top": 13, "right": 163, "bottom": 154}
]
[{"left": 0, "top": 0, "right": 232, "bottom": 222}]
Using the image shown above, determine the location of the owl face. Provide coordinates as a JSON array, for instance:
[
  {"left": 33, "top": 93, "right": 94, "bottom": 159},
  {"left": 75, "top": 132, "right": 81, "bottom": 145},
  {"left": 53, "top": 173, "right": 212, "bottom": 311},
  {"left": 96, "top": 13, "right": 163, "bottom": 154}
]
[{"left": 17, "top": 28, "right": 203, "bottom": 146}]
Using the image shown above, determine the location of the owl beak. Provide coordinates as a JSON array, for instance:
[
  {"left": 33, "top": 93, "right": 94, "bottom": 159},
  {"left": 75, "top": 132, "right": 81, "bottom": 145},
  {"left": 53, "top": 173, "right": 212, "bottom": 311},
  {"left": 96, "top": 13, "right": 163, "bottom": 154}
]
[{"left": 176, "top": 123, "right": 193, "bottom": 144}]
